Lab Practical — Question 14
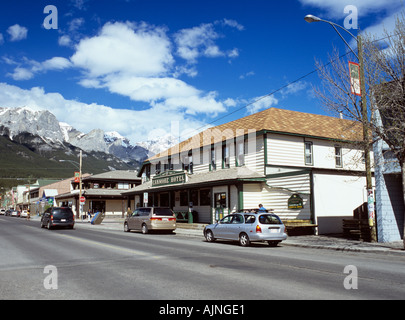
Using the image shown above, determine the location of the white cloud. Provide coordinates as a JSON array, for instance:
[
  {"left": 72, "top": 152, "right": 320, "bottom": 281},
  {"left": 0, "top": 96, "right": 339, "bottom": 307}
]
[
  {"left": 174, "top": 21, "right": 242, "bottom": 63},
  {"left": 0, "top": 83, "right": 207, "bottom": 144},
  {"left": 299, "top": 0, "right": 402, "bottom": 18},
  {"left": 7, "top": 68, "right": 34, "bottom": 81},
  {"left": 247, "top": 95, "right": 279, "bottom": 115},
  {"left": 7, "top": 57, "right": 73, "bottom": 81},
  {"left": 71, "top": 21, "right": 173, "bottom": 78},
  {"left": 7, "top": 24, "right": 28, "bottom": 42},
  {"left": 71, "top": 21, "right": 227, "bottom": 116}
]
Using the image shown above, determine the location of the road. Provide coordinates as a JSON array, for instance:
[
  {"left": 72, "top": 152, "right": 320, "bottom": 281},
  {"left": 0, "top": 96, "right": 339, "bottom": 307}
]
[{"left": 1, "top": 215, "right": 405, "bottom": 302}]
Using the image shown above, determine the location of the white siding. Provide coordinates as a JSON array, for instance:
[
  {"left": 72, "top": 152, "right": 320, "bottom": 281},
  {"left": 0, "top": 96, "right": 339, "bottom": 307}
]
[
  {"left": 313, "top": 173, "right": 372, "bottom": 234},
  {"left": 267, "top": 134, "right": 304, "bottom": 167},
  {"left": 264, "top": 173, "right": 311, "bottom": 220},
  {"left": 243, "top": 183, "right": 263, "bottom": 209}
]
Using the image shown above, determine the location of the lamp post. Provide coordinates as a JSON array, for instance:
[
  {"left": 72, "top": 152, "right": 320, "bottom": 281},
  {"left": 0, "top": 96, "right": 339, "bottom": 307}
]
[
  {"left": 60, "top": 150, "right": 83, "bottom": 219},
  {"left": 305, "top": 14, "right": 377, "bottom": 242}
]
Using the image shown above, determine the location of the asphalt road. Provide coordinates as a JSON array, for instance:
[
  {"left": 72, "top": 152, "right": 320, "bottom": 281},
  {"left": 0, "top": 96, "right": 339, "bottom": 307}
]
[{"left": 1, "top": 215, "right": 405, "bottom": 301}]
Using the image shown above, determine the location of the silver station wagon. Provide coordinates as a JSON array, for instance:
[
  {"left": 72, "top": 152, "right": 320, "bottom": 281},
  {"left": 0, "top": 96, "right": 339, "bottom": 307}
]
[{"left": 204, "top": 213, "right": 287, "bottom": 247}]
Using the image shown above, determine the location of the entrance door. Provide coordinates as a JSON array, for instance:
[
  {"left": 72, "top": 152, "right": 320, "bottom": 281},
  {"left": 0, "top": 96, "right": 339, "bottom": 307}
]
[{"left": 214, "top": 193, "right": 227, "bottom": 221}]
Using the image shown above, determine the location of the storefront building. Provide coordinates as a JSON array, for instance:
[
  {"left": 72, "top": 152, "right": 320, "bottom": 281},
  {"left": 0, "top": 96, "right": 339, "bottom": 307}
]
[
  {"left": 56, "top": 170, "right": 141, "bottom": 218},
  {"left": 125, "top": 108, "right": 374, "bottom": 234}
]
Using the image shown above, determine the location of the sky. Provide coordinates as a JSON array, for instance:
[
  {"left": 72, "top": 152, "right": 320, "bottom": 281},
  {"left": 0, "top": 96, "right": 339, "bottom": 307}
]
[{"left": 0, "top": 0, "right": 403, "bottom": 145}]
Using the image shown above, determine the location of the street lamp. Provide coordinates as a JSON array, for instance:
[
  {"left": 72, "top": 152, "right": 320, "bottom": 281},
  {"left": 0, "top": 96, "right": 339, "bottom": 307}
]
[
  {"left": 60, "top": 150, "right": 83, "bottom": 219},
  {"left": 305, "top": 14, "right": 377, "bottom": 242}
]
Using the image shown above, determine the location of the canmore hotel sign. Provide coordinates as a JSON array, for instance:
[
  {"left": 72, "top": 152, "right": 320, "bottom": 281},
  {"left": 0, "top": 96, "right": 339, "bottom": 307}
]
[{"left": 152, "top": 171, "right": 187, "bottom": 187}]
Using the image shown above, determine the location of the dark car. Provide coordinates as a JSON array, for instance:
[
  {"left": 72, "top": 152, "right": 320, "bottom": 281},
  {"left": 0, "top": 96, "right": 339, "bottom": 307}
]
[{"left": 40, "top": 207, "right": 75, "bottom": 230}]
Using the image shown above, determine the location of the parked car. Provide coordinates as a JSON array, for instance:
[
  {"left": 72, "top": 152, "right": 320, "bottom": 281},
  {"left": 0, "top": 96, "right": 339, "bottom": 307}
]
[
  {"left": 124, "top": 207, "right": 176, "bottom": 234},
  {"left": 40, "top": 207, "right": 75, "bottom": 230},
  {"left": 204, "top": 212, "right": 288, "bottom": 247},
  {"left": 20, "top": 210, "right": 28, "bottom": 218},
  {"left": 0, "top": 208, "right": 5, "bottom": 215},
  {"left": 5, "top": 209, "right": 12, "bottom": 216},
  {"left": 10, "top": 210, "right": 20, "bottom": 217}
]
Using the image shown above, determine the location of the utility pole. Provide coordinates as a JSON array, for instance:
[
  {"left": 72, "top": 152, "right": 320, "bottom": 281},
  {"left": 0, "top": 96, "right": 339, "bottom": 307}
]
[
  {"left": 358, "top": 36, "right": 377, "bottom": 242},
  {"left": 305, "top": 15, "right": 377, "bottom": 242}
]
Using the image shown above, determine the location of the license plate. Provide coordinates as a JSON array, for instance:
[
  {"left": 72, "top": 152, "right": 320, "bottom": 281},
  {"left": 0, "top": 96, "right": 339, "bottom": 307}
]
[
  {"left": 163, "top": 218, "right": 169, "bottom": 221},
  {"left": 61, "top": 219, "right": 66, "bottom": 222},
  {"left": 269, "top": 228, "right": 279, "bottom": 233}
]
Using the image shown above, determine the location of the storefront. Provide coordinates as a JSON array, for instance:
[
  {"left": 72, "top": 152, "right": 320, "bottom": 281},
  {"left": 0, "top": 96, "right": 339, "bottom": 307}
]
[{"left": 123, "top": 168, "right": 266, "bottom": 224}]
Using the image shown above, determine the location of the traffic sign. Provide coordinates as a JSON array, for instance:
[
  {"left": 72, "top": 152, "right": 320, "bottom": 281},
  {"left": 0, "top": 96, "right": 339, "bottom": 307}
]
[{"left": 80, "top": 196, "right": 86, "bottom": 203}]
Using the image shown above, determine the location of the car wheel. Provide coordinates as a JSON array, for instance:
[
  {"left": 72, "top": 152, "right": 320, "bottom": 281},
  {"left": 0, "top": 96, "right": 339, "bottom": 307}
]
[
  {"left": 47, "top": 221, "right": 53, "bottom": 230},
  {"left": 205, "top": 230, "right": 216, "bottom": 242},
  {"left": 141, "top": 224, "right": 149, "bottom": 234},
  {"left": 124, "top": 223, "right": 130, "bottom": 232},
  {"left": 239, "top": 233, "right": 250, "bottom": 247},
  {"left": 40, "top": 220, "right": 44, "bottom": 228}
]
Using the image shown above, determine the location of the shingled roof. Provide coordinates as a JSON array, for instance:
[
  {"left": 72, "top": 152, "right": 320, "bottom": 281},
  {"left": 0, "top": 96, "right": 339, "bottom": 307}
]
[{"left": 148, "top": 108, "right": 362, "bottom": 162}]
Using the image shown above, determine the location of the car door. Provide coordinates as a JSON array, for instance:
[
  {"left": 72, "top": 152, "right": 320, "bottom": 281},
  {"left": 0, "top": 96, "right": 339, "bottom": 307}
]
[
  {"left": 213, "top": 215, "right": 233, "bottom": 239},
  {"left": 227, "top": 214, "right": 245, "bottom": 240},
  {"left": 127, "top": 209, "right": 140, "bottom": 230}
]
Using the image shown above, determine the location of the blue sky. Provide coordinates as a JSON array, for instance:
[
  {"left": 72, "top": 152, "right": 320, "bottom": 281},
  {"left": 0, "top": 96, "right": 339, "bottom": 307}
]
[{"left": 0, "top": 0, "right": 403, "bottom": 144}]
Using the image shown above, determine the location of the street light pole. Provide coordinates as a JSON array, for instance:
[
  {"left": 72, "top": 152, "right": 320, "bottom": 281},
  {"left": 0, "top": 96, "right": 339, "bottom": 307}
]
[{"left": 305, "top": 14, "right": 377, "bottom": 242}]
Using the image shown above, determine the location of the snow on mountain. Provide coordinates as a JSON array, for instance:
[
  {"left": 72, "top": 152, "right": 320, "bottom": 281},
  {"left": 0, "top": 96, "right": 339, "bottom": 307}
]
[{"left": 0, "top": 106, "right": 176, "bottom": 165}]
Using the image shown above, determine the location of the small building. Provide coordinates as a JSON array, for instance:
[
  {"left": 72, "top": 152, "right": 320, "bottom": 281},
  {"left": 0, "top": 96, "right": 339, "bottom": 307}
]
[
  {"left": 56, "top": 170, "right": 141, "bottom": 217},
  {"left": 125, "top": 108, "right": 373, "bottom": 234}
]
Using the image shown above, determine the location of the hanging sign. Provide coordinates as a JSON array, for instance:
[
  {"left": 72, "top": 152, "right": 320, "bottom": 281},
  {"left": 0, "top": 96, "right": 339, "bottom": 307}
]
[
  {"left": 288, "top": 194, "right": 304, "bottom": 210},
  {"left": 349, "top": 61, "right": 362, "bottom": 96}
]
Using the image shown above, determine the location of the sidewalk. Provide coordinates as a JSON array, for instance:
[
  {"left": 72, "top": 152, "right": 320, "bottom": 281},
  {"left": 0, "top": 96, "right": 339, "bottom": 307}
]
[{"left": 70, "top": 217, "right": 405, "bottom": 256}]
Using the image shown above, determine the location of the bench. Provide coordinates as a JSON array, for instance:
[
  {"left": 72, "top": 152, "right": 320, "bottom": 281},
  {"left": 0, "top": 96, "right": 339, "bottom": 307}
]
[
  {"left": 174, "top": 211, "right": 198, "bottom": 224},
  {"left": 283, "top": 219, "right": 318, "bottom": 236}
]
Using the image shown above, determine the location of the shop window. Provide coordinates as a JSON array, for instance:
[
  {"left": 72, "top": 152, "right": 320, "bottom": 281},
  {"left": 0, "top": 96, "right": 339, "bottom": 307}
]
[
  {"left": 180, "top": 191, "right": 188, "bottom": 206},
  {"left": 200, "top": 189, "right": 211, "bottom": 206},
  {"left": 160, "top": 193, "right": 169, "bottom": 207},
  {"left": 191, "top": 190, "right": 199, "bottom": 206}
]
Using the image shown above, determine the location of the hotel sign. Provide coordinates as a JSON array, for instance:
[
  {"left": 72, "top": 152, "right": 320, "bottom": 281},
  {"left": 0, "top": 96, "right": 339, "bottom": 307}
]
[{"left": 152, "top": 171, "right": 187, "bottom": 187}]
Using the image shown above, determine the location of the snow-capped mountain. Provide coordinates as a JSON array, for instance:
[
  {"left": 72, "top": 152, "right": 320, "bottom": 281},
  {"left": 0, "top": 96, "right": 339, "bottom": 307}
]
[{"left": 0, "top": 107, "right": 175, "bottom": 166}]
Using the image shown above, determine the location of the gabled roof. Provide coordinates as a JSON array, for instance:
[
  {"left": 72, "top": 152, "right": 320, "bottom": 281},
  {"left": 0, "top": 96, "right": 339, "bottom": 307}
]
[{"left": 148, "top": 107, "right": 362, "bottom": 162}]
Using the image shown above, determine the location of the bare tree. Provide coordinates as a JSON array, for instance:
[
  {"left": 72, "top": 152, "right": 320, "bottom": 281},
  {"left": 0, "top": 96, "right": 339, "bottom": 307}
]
[{"left": 314, "top": 13, "right": 405, "bottom": 245}]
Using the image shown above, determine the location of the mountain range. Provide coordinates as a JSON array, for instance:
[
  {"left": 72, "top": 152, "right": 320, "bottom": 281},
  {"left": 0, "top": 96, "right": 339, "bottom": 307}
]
[{"left": 0, "top": 107, "right": 178, "bottom": 187}]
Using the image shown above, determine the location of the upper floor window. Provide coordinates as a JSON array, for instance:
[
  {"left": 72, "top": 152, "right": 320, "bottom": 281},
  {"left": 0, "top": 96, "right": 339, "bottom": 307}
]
[
  {"left": 305, "top": 142, "right": 313, "bottom": 166},
  {"left": 182, "top": 150, "right": 193, "bottom": 174},
  {"left": 222, "top": 145, "right": 230, "bottom": 169},
  {"left": 211, "top": 148, "right": 216, "bottom": 171},
  {"left": 335, "top": 146, "right": 343, "bottom": 168},
  {"left": 236, "top": 141, "right": 245, "bottom": 166}
]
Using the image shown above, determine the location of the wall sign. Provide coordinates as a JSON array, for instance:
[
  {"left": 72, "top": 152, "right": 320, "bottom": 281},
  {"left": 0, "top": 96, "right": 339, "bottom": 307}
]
[
  {"left": 288, "top": 194, "right": 304, "bottom": 210},
  {"left": 152, "top": 171, "right": 187, "bottom": 187}
]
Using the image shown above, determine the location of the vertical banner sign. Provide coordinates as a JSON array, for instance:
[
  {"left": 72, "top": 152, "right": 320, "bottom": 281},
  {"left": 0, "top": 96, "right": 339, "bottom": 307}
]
[
  {"left": 349, "top": 61, "right": 361, "bottom": 96},
  {"left": 74, "top": 172, "right": 80, "bottom": 183}
]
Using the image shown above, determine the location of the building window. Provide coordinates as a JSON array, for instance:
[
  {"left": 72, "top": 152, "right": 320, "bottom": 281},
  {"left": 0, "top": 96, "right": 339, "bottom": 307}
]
[
  {"left": 305, "top": 142, "right": 313, "bottom": 166},
  {"left": 222, "top": 145, "right": 230, "bottom": 169},
  {"left": 236, "top": 140, "right": 245, "bottom": 166},
  {"left": 118, "top": 183, "right": 129, "bottom": 190},
  {"left": 182, "top": 150, "right": 193, "bottom": 174},
  {"left": 211, "top": 148, "right": 216, "bottom": 171},
  {"left": 155, "top": 162, "right": 161, "bottom": 175},
  {"left": 200, "top": 189, "right": 211, "bottom": 206},
  {"left": 335, "top": 146, "right": 343, "bottom": 168},
  {"left": 180, "top": 191, "right": 188, "bottom": 207},
  {"left": 164, "top": 158, "right": 173, "bottom": 172}
]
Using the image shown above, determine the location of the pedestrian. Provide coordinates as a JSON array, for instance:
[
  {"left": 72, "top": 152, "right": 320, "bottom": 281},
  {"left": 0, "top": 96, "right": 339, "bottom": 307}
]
[
  {"left": 127, "top": 207, "right": 133, "bottom": 218},
  {"left": 87, "top": 209, "right": 92, "bottom": 223},
  {"left": 258, "top": 204, "right": 267, "bottom": 212}
]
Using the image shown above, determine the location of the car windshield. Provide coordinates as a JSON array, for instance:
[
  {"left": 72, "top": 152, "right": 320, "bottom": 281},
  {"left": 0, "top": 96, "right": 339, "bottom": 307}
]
[
  {"left": 154, "top": 208, "right": 174, "bottom": 216},
  {"left": 53, "top": 208, "right": 73, "bottom": 219},
  {"left": 259, "top": 214, "right": 282, "bottom": 225}
]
